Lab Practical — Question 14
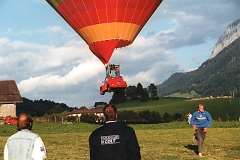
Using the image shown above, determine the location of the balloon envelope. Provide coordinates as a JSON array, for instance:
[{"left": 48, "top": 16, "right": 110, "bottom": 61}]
[{"left": 47, "top": 0, "right": 162, "bottom": 64}]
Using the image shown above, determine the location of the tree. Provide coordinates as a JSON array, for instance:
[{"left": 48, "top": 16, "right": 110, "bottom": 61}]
[
  {"left": 43, "top": 114, "right": 51, "bottom": 122},
  {"left": 148, "top": 83, "right": 159, "bottom": 100},
  {"left": 59, "top": 111, "right": 69, "bottom": 123},
  {"left": 137, "top": 83, "right": 144, "bottom": 98},
  {"left": 79, "top": 106, "right": 88, "bottom": 110},
  {"left": 125, "top": 85, "right": 138, "bottom": 100},
  {"left": 45, "top": 104, "right": 64, "bottom": 115},
  {"left": 45, "top": 104, "right": 64, "bottom": 123},
  {"left": 140, "top": 88, "right": 149, "bottom": 102},
  {"left": 136, "top": 83, "right": 149, "bottom": 102},
  {"left": 109, "top": 90, "right": 127, "bottom": 104}
]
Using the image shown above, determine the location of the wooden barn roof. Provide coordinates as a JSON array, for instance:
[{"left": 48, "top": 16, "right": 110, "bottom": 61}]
[{"left": 0, "top": 80, "right": 23, "bottom": 103}]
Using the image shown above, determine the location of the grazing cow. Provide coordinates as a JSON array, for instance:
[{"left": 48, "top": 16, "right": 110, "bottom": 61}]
[{"left": 186, "top": 112, "right": 192, "bottom": 124}]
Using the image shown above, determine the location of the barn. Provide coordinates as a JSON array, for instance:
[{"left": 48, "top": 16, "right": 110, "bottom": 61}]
[{"left": 0, "top": 80, "right": 23, "bottom": 117}]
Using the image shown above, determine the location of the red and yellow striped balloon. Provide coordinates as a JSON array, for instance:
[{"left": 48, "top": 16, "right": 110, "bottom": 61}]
[{"left": 47, "top": 0, "right": 162, "bottom": 64}]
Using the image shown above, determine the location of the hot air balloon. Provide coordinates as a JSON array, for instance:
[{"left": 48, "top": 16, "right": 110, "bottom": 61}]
[
  {"left": 46, "top": 0, "right": 162, "bottom": 64},
  {"left": 46, "top": 0, "right": 162, "bottom": 94}
]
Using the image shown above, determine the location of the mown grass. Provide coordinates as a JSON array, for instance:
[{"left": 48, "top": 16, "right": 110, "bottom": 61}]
[
  {"left": 167, "top": 90, "right": 199, "bottom": 98},
  {"left": 116, "top": 97, "right": 240, "bottom": 121},
  {"left": 1, "top": 122, "right": 240, "bottom": 160}
]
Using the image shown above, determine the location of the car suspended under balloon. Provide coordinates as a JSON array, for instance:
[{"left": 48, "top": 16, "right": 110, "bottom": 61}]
[
  {"left": 100, "top": 64, "right": 127, "bottom": 95},
  {"left": 46, "top": 0, "right": 162, "bottom": 94}
]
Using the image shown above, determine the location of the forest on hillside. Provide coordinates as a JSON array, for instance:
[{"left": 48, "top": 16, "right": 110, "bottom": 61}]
[
  {"left": 16, "top": 97, "right": 75, "bottom": 117},
  {"left": 157, "top": 37, "right": 240, "bottom": 98}
]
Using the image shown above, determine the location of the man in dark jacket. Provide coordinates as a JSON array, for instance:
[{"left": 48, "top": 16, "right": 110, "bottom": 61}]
[{"left": 89, "top": 104, "right": 141, "bottom": 160}]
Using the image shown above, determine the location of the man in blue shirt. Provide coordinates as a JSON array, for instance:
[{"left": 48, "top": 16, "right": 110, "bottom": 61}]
[{"left": 190, "top": 104, "right": 212, "bottom": 157}]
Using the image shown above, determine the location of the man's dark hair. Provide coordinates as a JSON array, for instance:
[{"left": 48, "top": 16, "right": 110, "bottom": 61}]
[
  {"left": 103, "top": 104, "right": 117, "bottom": 121},
  {"left": 17, "top": 113, "right": 33, "bottom": 131}
]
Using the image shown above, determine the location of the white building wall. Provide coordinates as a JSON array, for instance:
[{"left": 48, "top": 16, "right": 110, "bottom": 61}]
[{"left": 0, "top": 104, "right": 16, "bottom": 117}]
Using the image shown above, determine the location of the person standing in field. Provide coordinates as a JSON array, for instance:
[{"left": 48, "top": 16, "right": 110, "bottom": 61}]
[
  {"left": 190, "top": 104, "right": 212, "bottom": 157},
  {"left": 4, "top": 113, "right": 47, "bottom": 160},
  {"left": 89, "top": 104, "right": 141, "bottom": 160},
  {"left": 186, "top": 112, "right": 192, "bottom": 124}
]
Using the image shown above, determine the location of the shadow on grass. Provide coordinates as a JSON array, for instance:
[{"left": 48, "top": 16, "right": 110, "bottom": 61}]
[{"left": 185, "top": 144, "right": 198, "bottom": 155}]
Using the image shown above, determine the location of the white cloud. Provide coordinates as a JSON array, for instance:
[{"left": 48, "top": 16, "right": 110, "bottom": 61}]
[
  {"left": 36, "top": 26, "right": 76, "bottom": 39},
  {"left": 0, "top": 38, "right": 98, "bottom": 77},
  {"left": 18, "top": 59, "right": 103, "bottom": 93},
  {"left": 37, "top": 26, "right": 65, "bottom": 34}
]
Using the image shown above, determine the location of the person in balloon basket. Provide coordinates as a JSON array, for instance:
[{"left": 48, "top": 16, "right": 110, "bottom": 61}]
[
  {"left": 190, "top": 104, "right": 212, "bottom": 157},
  {"left": 4, "top": 113, "right": 47, "bottom": 160},
  {"left": 115, "top": 67, "right": 120, "bottom": 77},
  {"left": 89, "top": 104, "right": 141, "bottom": 160}
]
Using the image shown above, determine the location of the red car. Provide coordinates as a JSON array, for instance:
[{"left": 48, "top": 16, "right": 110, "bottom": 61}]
[
  {"left": 4, "top": 116, "right": 18, "bottom": 124},
  {"left": 100, "top": 75, "right": 127, "bottom": 95}
]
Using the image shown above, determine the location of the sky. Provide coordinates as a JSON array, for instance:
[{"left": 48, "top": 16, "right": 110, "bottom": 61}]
[{"left": 0, "top": 0, "right": 239, "bottom": 108}]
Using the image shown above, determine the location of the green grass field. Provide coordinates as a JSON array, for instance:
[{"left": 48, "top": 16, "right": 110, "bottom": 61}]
[
  {"left": 116, "top": 97, "right": 240, "bottom": 121},
  {"left": 1, "top": 98, "right": 239, "bottom": 159},
  {"left": 167, "top": 90, "right": 200, "bottom": 98},
  {"left": 1, "top": 122, "right": 240, "bottom": 160}
]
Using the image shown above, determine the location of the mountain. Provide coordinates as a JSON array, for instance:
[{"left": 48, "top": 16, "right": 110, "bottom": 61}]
[
  {"left": 210, "top": 19, "right": 240, "bottom": 59},
  {"left": 157, "top": 20, "right": 240, "bottom": 98}
]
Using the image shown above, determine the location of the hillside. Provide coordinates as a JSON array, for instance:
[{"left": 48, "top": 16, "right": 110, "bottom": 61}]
[
  {"left": 157, "top": 36, "right": 240, "bottom": 97},
  {"left": 116, "top": 97, "right": 240, "bottom": 121}
]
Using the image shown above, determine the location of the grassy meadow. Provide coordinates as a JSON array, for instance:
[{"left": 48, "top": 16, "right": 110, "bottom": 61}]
[
  {"left": 116, "top": 97, "right": 240, "bottom": 121},
  {"left": 1, "top": 122, "right": 240, "bottom": 160},
  {"left": 1, "top": 97, "right": 240, "bottom": 159}
]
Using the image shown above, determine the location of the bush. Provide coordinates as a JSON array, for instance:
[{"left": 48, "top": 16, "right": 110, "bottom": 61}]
[
  {"left": 172, "top": 113, "right": 182, "bottom": 121},
  {"left": 118, "top": 110, "right": 139, "bottom": 121},
  {"left": 67, "top": 116, "right": 77, "bottom": 123},
  {"left": 162, "top": 112, "right": 173, "bottom": 123},
  {"left": 149, "top": 111, "right": 161, "bottom": 123},
  {"left": 138, "top": 110, "right": 161, "bottom": 123},
  {"left": 80, "top": 114, "right": 98, "bottom": 123}
]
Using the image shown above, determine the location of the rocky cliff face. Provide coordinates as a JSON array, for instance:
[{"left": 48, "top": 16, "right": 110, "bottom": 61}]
[
  {"left": 157, "top": 19, "right": 240, "bottom": 98},
  {"left": 210, "top": 19, "right": 240, "bottom": 59}
]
